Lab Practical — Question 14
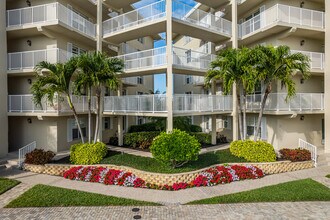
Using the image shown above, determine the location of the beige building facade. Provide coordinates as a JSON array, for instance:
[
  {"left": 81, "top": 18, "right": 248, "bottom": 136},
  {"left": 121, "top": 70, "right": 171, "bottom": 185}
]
[{"left": 0, "top": 0, "right": 329, "bottom": 158}]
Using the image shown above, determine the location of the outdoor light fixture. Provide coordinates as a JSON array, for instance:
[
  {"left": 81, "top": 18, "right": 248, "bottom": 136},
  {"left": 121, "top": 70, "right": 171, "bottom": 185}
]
[
  {"left": 27, "top": 79, "right": 32, "bottom": 84},
  {"left": 300, "top": 40, "right": 305, "bottom": 46},
  {"left": 27, "top": 40, "right": 32, "bottom": 46},
  {"left": 27, "top": 118, "right": 32, "bottom": 124},
  {"left": 300, "top": 115, "right": 305, "bottom": 121},
  {"left": 300, "top": 78, "right": 304, "bottom": 84},
  {"left": 300, "top": 1, "right": 305, "bottom": 8},
  {"left": 26, "top": 0, "right": 31, "bottom": 7}
]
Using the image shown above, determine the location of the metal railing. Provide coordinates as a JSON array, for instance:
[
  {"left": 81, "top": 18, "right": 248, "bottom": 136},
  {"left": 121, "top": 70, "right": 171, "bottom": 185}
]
[
  {"left": 173, "top": 47, "right": 216, "bottom": 70},
  {"left": 239, "top": 4, "right": 324, "bottom": 38},
  {"left": 7, "top": 3, "right": 96, "bottom": 38},
  {"left": 8, "top": 95, "right": 96, "bottom": 113},
  {"left": 173, "top": 94, "right": 233, "bottom": 113},
  {"left": 104, "top": 95, "right": 167, "bottom": 113},
  {"left": 18, "top": 141, "right": 36, "bottom": 168},
  {"left": 103, "top": 0, "right": 232, "bottom": 37},
  {"left": 292, "top": 50, "right": 325, "bottom": 70},
  {"left": 246, "top": 93, "right": 324, "bottom": 112},
  {"left": 299, "top": 138, "right": 317, "bottom": 167},
  {"left": 7, "top": 48, "right": 68, "bottom": 71}
]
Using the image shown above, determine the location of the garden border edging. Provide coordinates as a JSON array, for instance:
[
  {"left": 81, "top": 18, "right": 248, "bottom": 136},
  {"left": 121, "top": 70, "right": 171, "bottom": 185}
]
[{"left": 23, "top": 160, "right": 314, "bottom": 185}]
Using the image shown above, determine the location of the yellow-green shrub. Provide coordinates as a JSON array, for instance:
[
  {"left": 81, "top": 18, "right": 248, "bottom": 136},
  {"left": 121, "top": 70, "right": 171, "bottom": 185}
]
[
  {"left": 70, "top": 142, "right": 107, "bottom": 165},
  {"left": 230, "top": 140, "right": 276, "bottom": 162}
]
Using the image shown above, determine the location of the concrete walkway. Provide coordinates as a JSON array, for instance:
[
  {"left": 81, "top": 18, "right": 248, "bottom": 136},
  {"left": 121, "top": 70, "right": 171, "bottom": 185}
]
[
  {"left": 1, "top": 165, "right": 329, "bottom": 205},
  {"left": 107, "top": 143, "right": 230, "bottom": 158},
  {"left": 0, "top": 202, "right": 329, "bottom": 220}
]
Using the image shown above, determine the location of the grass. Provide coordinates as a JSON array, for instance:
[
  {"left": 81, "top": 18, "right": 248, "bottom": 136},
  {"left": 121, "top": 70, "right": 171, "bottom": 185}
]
[
  {"left": 100, "top": 149, "right": 247, "bottom": 174},
  {"left": 6, "top": 184, "right": 160, "bottom": 208},
  {"left": 187, "top": 179, "right": 330, "bottom": 205},
  {"left": 326, "top": 174, "right": 330, "bottom": 178},
  {"left": 0, "top": 178, "right": 20, "bottom": 195}
]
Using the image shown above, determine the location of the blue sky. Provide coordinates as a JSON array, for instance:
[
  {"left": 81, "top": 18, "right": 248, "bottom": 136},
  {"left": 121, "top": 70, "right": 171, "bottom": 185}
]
[{"left": 133, "top": 0, "right": 197, "bottom": 93}]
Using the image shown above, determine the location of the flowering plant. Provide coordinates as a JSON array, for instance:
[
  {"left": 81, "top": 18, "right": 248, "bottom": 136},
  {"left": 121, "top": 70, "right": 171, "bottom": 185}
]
[{"left": 63, "top": 165, "right": 264, "bottom": 191}]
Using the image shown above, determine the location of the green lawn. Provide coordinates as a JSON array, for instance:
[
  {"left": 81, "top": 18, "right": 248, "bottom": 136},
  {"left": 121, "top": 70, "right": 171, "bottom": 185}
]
[
  {"left": 99, "top": 149, "right": 247, "bottom": 174},
  {"left": 187, "top": 179, "right": 330, "bottom": 205},
  {"left": 326, "top": 174, "right": 330, "bottom": 178},
  {"left": 0, "top": 178, "right": 20, "bottom": 195},
  {"left": 6, "top": 184, "right": 159, "bottom": 208}
]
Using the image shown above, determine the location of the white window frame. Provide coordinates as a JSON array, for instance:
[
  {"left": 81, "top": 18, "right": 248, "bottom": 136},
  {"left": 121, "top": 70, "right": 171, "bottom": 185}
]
[
  {"left": 67, "top": 118, "right": 87, "bottom": 142},
  {"left": 137, "top": 76, "right": 144, "bottom": 85},
  {"left": 103, "top": 117, "right": 113, "bottom": 130}
]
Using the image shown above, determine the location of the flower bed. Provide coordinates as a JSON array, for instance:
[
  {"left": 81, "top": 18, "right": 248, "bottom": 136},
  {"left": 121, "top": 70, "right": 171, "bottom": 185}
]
[{"left": 63, "top": 165, "right": 264, "bottom": 191}]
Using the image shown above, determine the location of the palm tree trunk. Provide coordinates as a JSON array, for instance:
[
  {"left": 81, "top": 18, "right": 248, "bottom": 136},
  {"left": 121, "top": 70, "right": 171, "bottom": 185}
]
[
  {"left": 66, "top": 95, "right": 85, "bottom": 144},
  {"left": 93, "top": 87, "right": 101, "bottom": 143},
  {"left": 242, "top": 92, "right": 247, "bottom": 140},
  {"left": 237, "top": 92, "right": 244, "bottom": 140},
  {"left": 254, "top": 85, "right": 271, "bottom": 141},
  {"left": 88, "top": 87, "right": 92, "bottom": 143}
]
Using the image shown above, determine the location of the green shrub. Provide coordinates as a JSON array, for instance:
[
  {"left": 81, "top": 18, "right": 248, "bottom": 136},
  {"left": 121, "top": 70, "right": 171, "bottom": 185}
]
[
  {"left": 70, "top": 142, "right": 107, "bottom": 165},
  {"left": 189, "top": 125, "right": 203, "bottom": 132},
  {"left": 190, "top": 133, "right": 211, "bottom": 145},
  {"left": 230, "top": 140, "right": 276, "bottom": 162},
  {"left": 150, "top": 129, "right": 201, "bottom": 168},
  {"left": 24, "top": 149, "right": 55, "bottom": 165},
  {"left": 124, "top": 131, "right": 161, "bottom": 149},
  {"left": 279, "top": 148, "right": 311, "bottom": 162},
  {"left": 108, "top": 137, "right": 118, "bottom": 146},
  {"left": 128, "top": 123, "right": 161, "bottom": 133},
  {"left": 128, "top": 120, "right": 203, "bottom": 133}
]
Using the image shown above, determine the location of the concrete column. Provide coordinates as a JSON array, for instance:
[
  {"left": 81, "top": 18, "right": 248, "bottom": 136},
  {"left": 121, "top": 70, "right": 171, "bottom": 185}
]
[
  {"left": 117, "top": 84, "right": 123, "bottom": 146},
  {"left": 231, "top": 0, "right": 239, "bottom": 141},
  {"left": 211, "top": 80, "right": 217, "bottom": 145},
  {"left": 325, "top": 0, "right": 330, "bottom": 153},
  {"left": 96, "top": 0, "right": 103, "bottom": 52},
  {"left": 0, "top": 0, "right": 8, "bottom": 157},
  {"left": 166, "top": 0, "right": 173, "bottom": 132}
]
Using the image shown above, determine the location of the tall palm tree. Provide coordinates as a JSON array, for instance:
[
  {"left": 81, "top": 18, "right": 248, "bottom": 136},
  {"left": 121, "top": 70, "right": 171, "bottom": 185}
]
[
  {"left": 32, "top": 57, "right": 85, "bottom": 143},
  {"left": 253, "top": 45, "right": 310, "bottom": 141},
  {"left": 205, "top": 48, "right": 258, "bottom": 140},
  {"left": 75, "top": 51, "right": 124, "bottom": 143}
]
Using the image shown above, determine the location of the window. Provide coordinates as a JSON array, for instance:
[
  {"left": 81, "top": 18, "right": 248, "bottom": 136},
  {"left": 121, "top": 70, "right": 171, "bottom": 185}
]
[
  {"left": 103, "top": 117, "right": 113, "bottom": 130},
  {"left": 137, "top": 37, "right": 144, "bottom": 44},
  {"left": 67, "top": 118, "right": 87, "bottom": 142},
  {"left": 246, "top": 116, "right": 267, "bottom": 140},
  {"left": 184, "top": 36, "right": 192, "bottom": 44},
  {"left": 68, "top": 43, "right": 87, "bottom": 58},
  {"left": 137, "top": 116, "right": 145, "bottom": 125},
  {"left": 186, "top": 49, "right": 192, "bottom": 63},
  {"left": 223, "top": 116, "right": 232, "bottom": 130},
  {"left": 185, "top": 75, "right": 192, "bottom": 84},
  {"left": 137, "top": 91, "right": 143, "bottom": 95},
  {"left": 137, "top": 76, "right": 144, "bottom": 85}
]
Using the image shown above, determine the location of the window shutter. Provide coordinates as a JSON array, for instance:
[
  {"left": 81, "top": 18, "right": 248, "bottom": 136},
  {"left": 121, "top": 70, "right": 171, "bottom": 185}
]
[
  {"left": 261, "top": 117, "right": 267, "bottom": 140},
  {"left": 67, "top": 119, "right": 73, "bottom": 142},
  {"left": 67, "top": 43, "right": 73, "bottom": 59}
]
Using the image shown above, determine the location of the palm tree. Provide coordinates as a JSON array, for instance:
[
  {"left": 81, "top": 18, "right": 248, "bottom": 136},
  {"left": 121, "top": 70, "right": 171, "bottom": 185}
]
[
  {"left": 75, "top": 51, "right": 124, "bottom": 143},
  {"left": 205, "top": 48, "right": 258, "bottom": 140},
  {"left": 252, "top": 45, "right": 310, "bottom": 141},
  {"left": 32, "top": 57, "right": 85, "bottom": 143}
]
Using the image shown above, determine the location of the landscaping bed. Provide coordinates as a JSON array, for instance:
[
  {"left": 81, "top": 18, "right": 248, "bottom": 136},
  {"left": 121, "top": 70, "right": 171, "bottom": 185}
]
[{"left": 0, "top": 178, "right": 21, "bottom": 195}]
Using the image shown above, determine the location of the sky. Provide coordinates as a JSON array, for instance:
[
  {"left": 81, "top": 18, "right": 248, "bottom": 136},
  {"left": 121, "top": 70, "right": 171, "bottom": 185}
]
[{"left": 132, "top": 0, "right": 197, "bottom": 93}]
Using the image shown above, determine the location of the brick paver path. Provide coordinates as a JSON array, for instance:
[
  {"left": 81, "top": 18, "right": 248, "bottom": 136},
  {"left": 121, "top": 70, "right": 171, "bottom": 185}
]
[
  {"left": 0, "top": 202, "right": 329, "bottom": 220},
  {"left": 0, "top": 183, "right": 32, "bottom": 208}
]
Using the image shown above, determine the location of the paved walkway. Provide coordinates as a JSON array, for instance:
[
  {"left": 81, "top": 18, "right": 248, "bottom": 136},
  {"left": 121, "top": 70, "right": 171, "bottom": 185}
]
[
  {"left": 108, "top": 144, "right": 230, "bottom": 158},
  {"left": 0, "top": 202, "right": 329, "bottom": 219},
  {"left": 1, "top": 165, "right": 329, "bottom": 205}
]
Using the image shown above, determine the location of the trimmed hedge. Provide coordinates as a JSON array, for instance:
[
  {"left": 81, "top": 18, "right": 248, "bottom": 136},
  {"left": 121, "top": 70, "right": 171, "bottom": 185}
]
[
  {"left": 230, "top": 140, "right": 276, "bottom": 162},
  {"left": 70, "top": 142, "right": 107, "bottom": 165},
  {"left": 150, "top": 129, "right": 201, "bottom": 168},
  {"left": 124, "top": 131, "right": 161, "bottom": 149},
  {"left": 190, "top": 133, "right": 211, "bottom": 145},
  {"left": 24, "top": 149, "right": 55, "bottom": 165},
  {"left": 128, "top": 123, "right": 161, "bottom": 133},
  {"left": 279, "top": 148, "right": 311, "bottom": 162}
]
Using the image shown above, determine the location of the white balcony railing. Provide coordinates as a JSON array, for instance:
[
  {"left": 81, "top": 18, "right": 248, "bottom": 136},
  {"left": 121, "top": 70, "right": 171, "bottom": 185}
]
[
  {"left": 7, "top": 48, "right": 68, "bottom": 71},
  {"left": 173, "top": 95, "right": 233, "bottom": 113},
  {"left": 8, "top": 95, "right": 96, "bottom": 114},
  {"left": 292, "top": 50, "right": 325, "bottom": 70},
  {"left": 246, "top": 93, "right": 324, "bottom": 112},
  {"left": 173, "top": 47, "right": 216, "bottom": 70},
  {"left": 104, "top": 95, "right": 167, "bottom": 113},
  {"left": 239, "top": 4, "right": 325, "bottom": 38},
  {"left": 7, "top": 3, "right": 96, "bottom": 38},
  {"left": 103, "top": 0, "right": 231, "bottom": 37}
]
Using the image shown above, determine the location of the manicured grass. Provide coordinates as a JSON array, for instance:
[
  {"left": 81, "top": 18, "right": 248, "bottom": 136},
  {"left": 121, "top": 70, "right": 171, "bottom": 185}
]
[
  {"left": 0, "top": 178, "right": 20, "bottom": 195},
  {"left": 6, "top": 184, "right": 159, "bottom": 208},
  {"left": 187, "top": 179, "right": 330, "bottom": 205},
  {"left": 326, "top": 174, "right": 330, "bottom": 178},
  {"left": 99, "top": 149, "right": 247, "bottom": 174}
]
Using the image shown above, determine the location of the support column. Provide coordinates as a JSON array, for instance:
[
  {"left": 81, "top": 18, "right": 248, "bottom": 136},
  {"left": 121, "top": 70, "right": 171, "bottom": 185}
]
[
  {"left": 96, "top": 0, "right": 103, "bottom": 142},
  {"left": 0, "top": 0, "right": 8, "bottom": 157},
  {"left": 166, "top": 0, "right": 173, "bottom": 132},
  {"left": 325, "top": 0, "right": 330, "bottom": 153},
  {"left": 117, "top": 84, "right": 123, "bottom": 146},
  {"left": 231, "top": 0, "right": 239, "bottom": 141},
  {"left": 211, "top": 80, "right": 217, "bottom": 145}
]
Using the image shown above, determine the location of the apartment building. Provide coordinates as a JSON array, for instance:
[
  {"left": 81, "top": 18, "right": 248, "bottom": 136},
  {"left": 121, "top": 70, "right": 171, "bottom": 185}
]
[{"left": 0, "top": 0, "right": 329, "bottom": 158}]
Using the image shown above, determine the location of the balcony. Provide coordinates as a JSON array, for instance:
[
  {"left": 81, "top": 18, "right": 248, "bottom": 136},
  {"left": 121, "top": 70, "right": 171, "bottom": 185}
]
[
  {"left": 6, "top": 3, "right": 96, "bottom": 42},
  {"left": 246, "top": 93, "right": 324, "bottom": 114},
  {"left": 8, "top": 95, "right": 95, "bottom": 116},
  {"left": 7, "top": 48, "right": 68, "bottom": 74},
  {"left": 116, "top": 46, "right": 215, "bottom": 76},
  {"left": 103, "top": 0, "right": 231, "bottom": 44},
  {"left": 292, "top": 50, "right": 324, "bottom": 73},
  {"left": 239, "top": 4, "right": 325, "bottom": 44}
]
